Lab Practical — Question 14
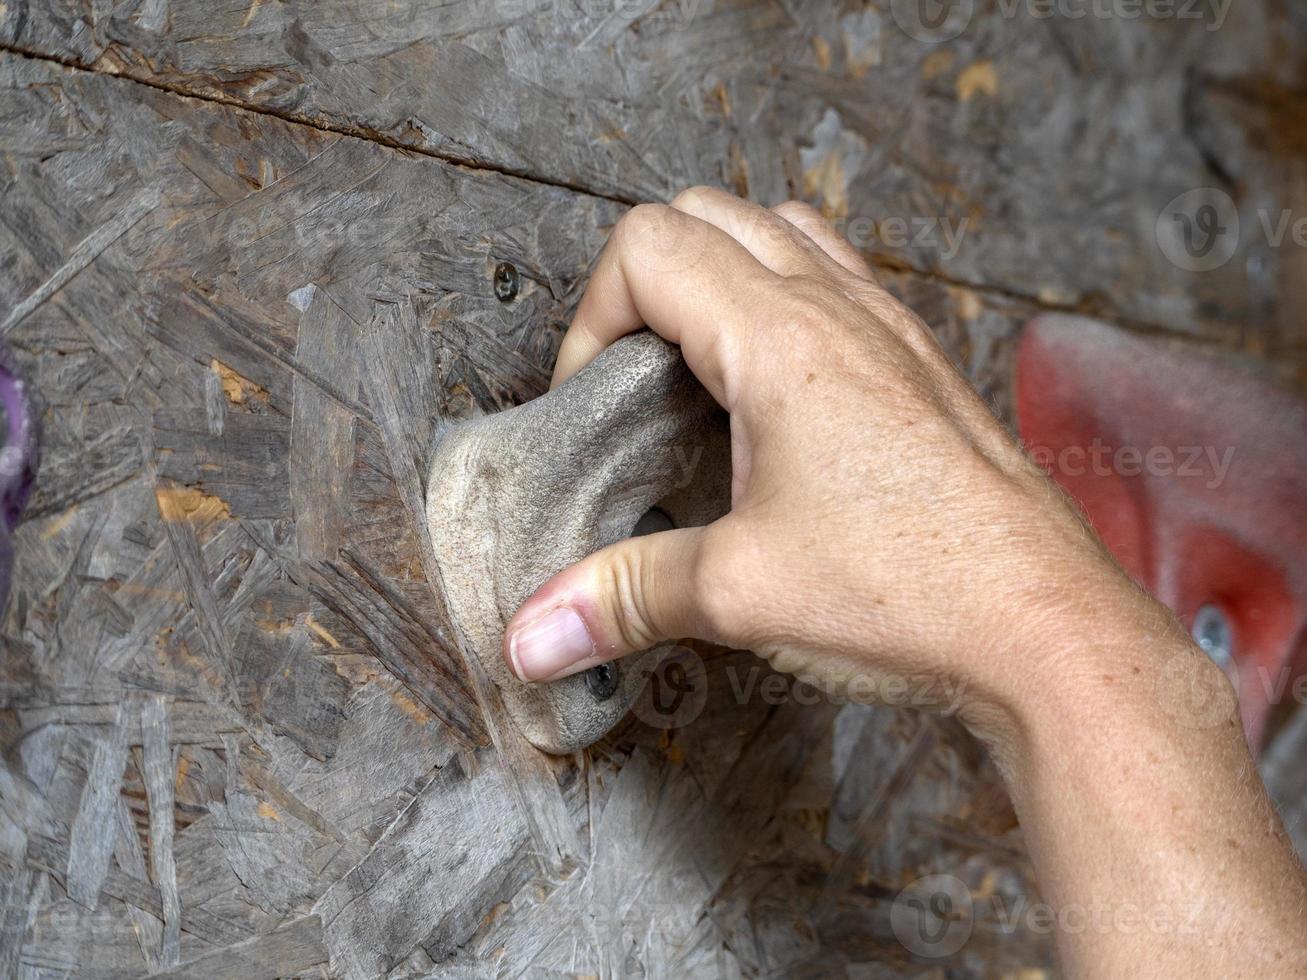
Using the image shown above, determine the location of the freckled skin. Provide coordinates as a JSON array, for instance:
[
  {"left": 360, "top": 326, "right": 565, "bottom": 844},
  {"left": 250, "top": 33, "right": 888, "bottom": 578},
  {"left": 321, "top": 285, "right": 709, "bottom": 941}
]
[{"left": 505, "top": 188, "right": 1307, "bottom": 978}]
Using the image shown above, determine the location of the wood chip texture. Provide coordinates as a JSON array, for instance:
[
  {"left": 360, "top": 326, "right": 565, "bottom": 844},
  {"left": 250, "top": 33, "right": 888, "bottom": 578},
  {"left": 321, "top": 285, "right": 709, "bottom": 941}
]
[{"left": 1, "top": 1, "right": 1305, "bottom": 977}]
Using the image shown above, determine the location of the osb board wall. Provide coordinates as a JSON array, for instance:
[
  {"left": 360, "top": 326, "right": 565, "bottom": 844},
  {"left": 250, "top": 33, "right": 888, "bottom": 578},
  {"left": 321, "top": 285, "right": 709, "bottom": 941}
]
[{"left": 0, "top": 2, "right": 1304, "bottom": 977}]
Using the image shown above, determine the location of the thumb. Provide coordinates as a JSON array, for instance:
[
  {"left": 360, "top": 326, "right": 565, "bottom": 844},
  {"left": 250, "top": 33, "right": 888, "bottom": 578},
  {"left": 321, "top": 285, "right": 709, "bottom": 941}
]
[{"left": 503, "top": 526, "right": 709, "bottom": 683}]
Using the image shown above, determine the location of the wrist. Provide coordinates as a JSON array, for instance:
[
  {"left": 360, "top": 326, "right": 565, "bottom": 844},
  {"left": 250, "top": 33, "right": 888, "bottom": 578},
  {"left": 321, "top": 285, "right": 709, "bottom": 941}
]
[{"left": 968, "top": 581, "right": 1232, "bottom": 781}]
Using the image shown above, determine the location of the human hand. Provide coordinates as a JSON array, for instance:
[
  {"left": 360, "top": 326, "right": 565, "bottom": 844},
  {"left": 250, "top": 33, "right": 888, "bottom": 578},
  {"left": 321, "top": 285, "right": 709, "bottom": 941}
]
[
  {"left": 501, "top": 188, "right": 1307, "bottom": 976},
  {"left": 500, "top": 186, "right": 1173, "bottom": 750}
]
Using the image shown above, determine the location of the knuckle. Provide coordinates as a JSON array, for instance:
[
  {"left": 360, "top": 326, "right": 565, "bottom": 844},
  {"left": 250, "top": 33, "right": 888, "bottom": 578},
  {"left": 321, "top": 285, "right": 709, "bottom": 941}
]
[
  {"left": 864, "top": 284, "right": 914, "bottom": 325},
  {"left": 777, "top": 289, "right": 841, "bottom": 349},
  {"left": 616, "top": 202, "right": 707, "bottom": 273},
  {"left": 670, "top": 185, "right": 725, "bottom": 214},
  {"left": 772, "top": 199, "right": 820, "bottom": 225},
  {"left": 599, "top": 546, "right": 661, "bottom": 652},
  {"left": 618, "top": 202, "right": 673, "bottom": 243},
  {"left": 692, "top": 523, "right": 755, "bottom": 645}
]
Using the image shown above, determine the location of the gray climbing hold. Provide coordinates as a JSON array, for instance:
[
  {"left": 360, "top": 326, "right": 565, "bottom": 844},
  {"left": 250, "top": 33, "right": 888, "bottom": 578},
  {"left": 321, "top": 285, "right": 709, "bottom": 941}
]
[{"left": 426, "top": 331, "right": 730, "bottom": 753}]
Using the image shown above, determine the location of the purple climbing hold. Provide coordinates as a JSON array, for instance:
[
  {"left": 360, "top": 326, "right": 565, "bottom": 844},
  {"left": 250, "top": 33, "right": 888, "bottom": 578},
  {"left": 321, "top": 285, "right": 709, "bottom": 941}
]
[{"left": 0, "top": 344, "right": 39, "bottom": 612}]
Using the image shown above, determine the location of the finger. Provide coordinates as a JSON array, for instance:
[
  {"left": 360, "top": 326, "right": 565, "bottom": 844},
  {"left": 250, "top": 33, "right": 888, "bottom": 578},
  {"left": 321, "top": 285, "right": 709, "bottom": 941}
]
[
  {"left": 768, "top": 201, "right": 952, "bottom": 371},
  {"left": 551, "top": 203, "right": 777, "bottom": 401},
  {"left": 668, "top": 185, "right": 830, "bottom": 278},
  {"left": 771, "top": 200, "right": 877, "bottom": 280},
  {"left": 503, "top": 526, "right": 711, "bottom": 683}
]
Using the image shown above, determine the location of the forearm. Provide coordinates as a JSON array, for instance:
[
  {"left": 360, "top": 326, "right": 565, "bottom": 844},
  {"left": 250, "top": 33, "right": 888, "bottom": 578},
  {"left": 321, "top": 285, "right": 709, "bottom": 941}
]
[
  {"left": 506, "top": 188, "right": 1307, "bottom": 975},
  {"left": 992, "top": 618, "right": 1307, "bottom": 977}
]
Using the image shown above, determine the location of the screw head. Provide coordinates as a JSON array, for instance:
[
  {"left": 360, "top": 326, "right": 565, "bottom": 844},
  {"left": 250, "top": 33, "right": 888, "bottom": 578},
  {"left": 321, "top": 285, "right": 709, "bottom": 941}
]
[
  {"left": 585, "top": 662, "right": 618, "bottom": 701},
  {"left": 493, "top": 262, "right": 520, "bottom": 303},
  {"left": 1192, "top": 604, "right": 1234, "bottom": 671}
]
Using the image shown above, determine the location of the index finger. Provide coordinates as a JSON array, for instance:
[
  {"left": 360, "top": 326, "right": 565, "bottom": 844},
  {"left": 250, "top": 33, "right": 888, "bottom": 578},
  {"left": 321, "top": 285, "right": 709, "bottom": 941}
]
[{"left": 551, "top": 203, "right": 778, "bottom": 410}]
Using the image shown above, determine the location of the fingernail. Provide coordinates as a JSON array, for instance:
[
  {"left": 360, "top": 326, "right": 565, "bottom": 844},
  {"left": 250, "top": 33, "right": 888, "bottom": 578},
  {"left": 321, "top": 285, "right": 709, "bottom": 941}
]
[{"left": 507, "top": 606, "right": 595, "bottom": 682}]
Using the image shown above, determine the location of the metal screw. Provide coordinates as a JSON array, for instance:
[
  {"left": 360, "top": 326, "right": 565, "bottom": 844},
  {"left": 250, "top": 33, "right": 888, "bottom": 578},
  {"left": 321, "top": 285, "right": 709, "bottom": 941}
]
[
  {"left": 585, "top": 662, "right": 618, "bottom": 701},
  {"left": 1192, "top": 604, "right": 1233, "bottom": 671},
  {"left": 493, "top": 262, "right": 520, "bottom": 303}
]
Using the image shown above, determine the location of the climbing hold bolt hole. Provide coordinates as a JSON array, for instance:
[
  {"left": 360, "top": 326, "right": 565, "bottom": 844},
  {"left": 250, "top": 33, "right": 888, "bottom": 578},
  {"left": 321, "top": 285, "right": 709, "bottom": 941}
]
[
  {"left": 632, "top": 506, "right": 675, "bottom": 537},
  {"left": 585, "top": 661, "right": 619, "bottom": 701},
  {"left": 493, "top": 261, "right": 520, "bottom": 303},
  {"left": 1192, "top": 604, "right": 1234, "bottom": 672}
]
